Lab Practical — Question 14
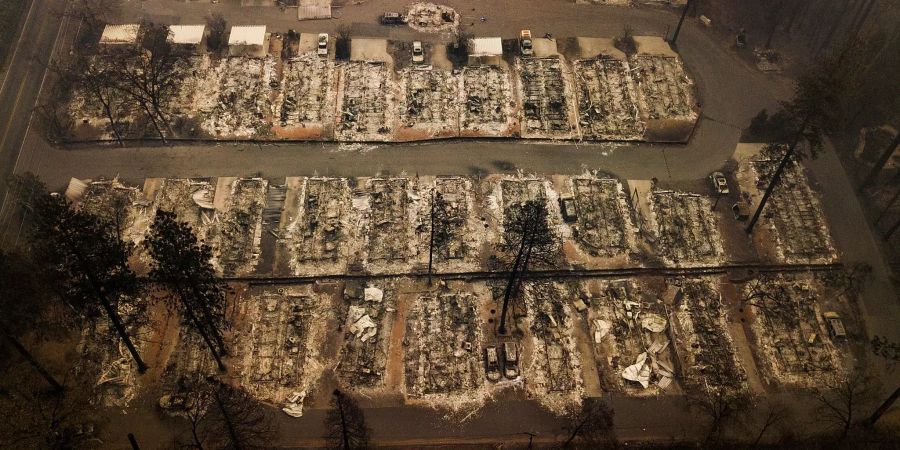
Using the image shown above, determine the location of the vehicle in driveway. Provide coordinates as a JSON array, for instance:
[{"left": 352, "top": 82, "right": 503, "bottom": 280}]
[
  {"left": 520, "top": 29, "right": 533, "bottom": 56},
  {"left": 502, "top": 342, "right": 518, "bottom": 379},
  {"left": 317, "top": 33, "right": 329, "bottom": 56},
  {"left": 412, "top": 41, "right": 424, "bottom": 63},
  {"left": 710, "top": 172, "right": 729, "bottom": 195},
  {"left": 485, "top": 346, "right": 501, "bottom": 381},
  {"left": 381, "top": 12, "right": 404, "bottom": 25}
]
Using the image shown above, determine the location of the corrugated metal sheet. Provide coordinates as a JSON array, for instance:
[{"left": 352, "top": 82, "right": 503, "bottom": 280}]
[{"left": 298, "top": 5, "right": 332, "bottom": 20}]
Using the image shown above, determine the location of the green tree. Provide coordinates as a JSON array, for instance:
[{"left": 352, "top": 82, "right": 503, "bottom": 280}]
[
  {"left": 23, "top": 177, "right": 147, "bottom": 373},
  {"left": 145, "top": 210, "right": 229, "bottom": 372}
]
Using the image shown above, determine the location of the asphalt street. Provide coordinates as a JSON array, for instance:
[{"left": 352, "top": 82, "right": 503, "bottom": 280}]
[{"left": 0, "top": 1, "right": 896, "bottom": 448}]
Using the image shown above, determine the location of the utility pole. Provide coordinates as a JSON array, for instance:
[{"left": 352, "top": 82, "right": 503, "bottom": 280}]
[
  {"left": 428, "top": 189, "right": 436, "bottom": 286},
  {"left": 670, "top": 0, "right": 693, "bottom": 46},
  {"left": 522, "top": 431, "right": 537, "bottom": 449}
]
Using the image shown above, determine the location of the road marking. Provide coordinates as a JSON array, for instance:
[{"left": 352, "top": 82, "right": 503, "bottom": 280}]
[
  {"left": 0, "top": 0, "right": 69, "bottom": 245},
  {"left": 0, "top": 0, "right": 38, "bottom": 95}
]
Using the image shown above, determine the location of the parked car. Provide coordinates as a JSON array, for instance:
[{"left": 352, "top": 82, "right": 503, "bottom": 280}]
[
  {"left": 502, "top": 342, "right": 518, "bottom": 379},
  {"left": 559, "top": 195, "right": 577, "bottom": 223},
  {"left": 710, "top": 172, "right": 730, "bottom": 195},
  {"left": 823, "top": 311, "right": 847, "bottom": 339},
  {"left": 520, "top": 29, "right": 533, "bottom": 56},
  {"left": 381, "top": 12, "right": 403, "bottom": 25},
  {"left": 317, "top": 33, "right": 328, "bottom": 56},
  {"left": 412, "top": 41, "right": 424, "bottom": 63},
  {"left": 485, "top": 346, "right": 501, "bottom": 381}
]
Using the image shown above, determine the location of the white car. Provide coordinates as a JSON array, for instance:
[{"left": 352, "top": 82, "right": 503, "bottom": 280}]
[
  {"left": 317, "top": 33, "right": 328, "bottom": 57},
  {"left": 412, "top": 41, "right": 424, "bottom": 63}
]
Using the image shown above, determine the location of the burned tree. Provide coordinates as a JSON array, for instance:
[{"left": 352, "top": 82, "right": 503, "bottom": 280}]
[
  {"left": 0, "top": 251, "right": 63, "bottom": 392},
  {"left": 206, "top": 14, "right": 228, "bottom": 53},
  {"left": 688, "top": 388, "right": 751, "bottom": 444},
  {"left": 561, "top": 398, "right": 616, "bottom": 449},
  {"left": 812, "top": 367, "right": 881, "bottom": 439},
  {"left": 175, "top": 377, "right": 274, "bottom": 450},
  {"left": 114, "top": 21, "right": 183, "bottom": 142},
  {"left": 145, "top": 210, "right": 229, "bottom": 372},
  {"left": 497, "top": 199, "right": 559, "bottom": 335},
  {"left": 427, "top": 190, "right": 454, "bottom": 284},
  {"left": 325, "top": 389, "right": 370, "bottom": 450},
  {"left": 22, "top": 177, "right": 147, "bottom": 373},
  {"left": 73, "top": 58, "right": 127, "bottom": 146},
  {"left": 0, "top": 364, "right": 101, "bottom": 450},
  {"left": 746, "top": 37, "right": 867, "bottom": 234},
  {"left": 335, "top": 24, "right": 351, "bottom": 61}
]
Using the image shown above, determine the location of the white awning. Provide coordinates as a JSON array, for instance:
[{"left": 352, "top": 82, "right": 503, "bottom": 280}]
[
  {"left": 469, "top": 37, "right": 503, "bottom": 56},
  {"left": 99, "top": 24, "right": 140, "bottom": 45},
  {"left": 228, "top": 26, "right": 267, "bottom": 46},
  {"left": 168, "top": 25, "right": 205, "bottom": 45}
]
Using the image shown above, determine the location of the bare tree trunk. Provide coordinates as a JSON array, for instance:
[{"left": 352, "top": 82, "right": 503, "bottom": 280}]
[
  {"left": 498, "top": 223, "right": 529, "bottom": 335},
  {"left": 335, "top": 390, "right": 351, "bottom": 450},
  {"left": 860, "top": 132, "right": 900, "bottom": 190},
  {"left": 69, "top": 243, "right": 148, "bottom": 373},
  {"left": 746, "top": 119, "right": 809, "bottom": 234},
  {"left": 0, "top": 322, "right": 63, "bottom": 392},
  {"left": 179, "top": 286, "right": 226, "bottom": 372},
  {"left": 189, "top": 283, "right": 228, "bottom": 357},
  {"left": 213, "top": 384, "right": 242, "bottom": 450},
  {"left": 865, "top": 387, "right": 900, "bottom": 427},
  {"left": 95, "top": 89, "right": 123, "bottom": 147},
  {"left": 140, "top": 101, "right": 167, "bottom": 143}
]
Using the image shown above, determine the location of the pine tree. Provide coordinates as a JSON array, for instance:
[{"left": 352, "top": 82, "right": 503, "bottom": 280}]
[
  {"left": 145, "top": 210, "right": 229, "bottom": 371},
  {"left": 24, "top": 180, "right": 147, "bottom": 373}
]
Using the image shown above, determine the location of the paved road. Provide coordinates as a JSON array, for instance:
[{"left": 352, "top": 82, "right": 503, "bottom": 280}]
[{"left": 0, "top": 0, "right": 66, "bottom": 240}]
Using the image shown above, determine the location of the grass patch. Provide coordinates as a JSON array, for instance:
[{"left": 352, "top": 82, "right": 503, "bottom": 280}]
[{"left": 0, "top": 0, "right": 28, "bottom": 68}]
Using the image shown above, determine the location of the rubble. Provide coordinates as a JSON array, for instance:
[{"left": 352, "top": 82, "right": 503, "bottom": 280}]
[
  {"left": 207, "top": 178, "right": 268, "bottom": 276},
  {"left": 404, "top": 288, "right": 485, "bottom": 407},
  {"left": 232, "top": 286, "right": 333, "bottom": 415},
  {"left": 286, "top": 178, "right": 352, "bottom": 275},
  {"left": 582, "top": 279, "right": 675, "bottom": 395},
  {"left": 459, "top": 66, "right": 514, "bottom": 137},
  {"left": 336, "top": 62, "right": 397, "bottom": 141},
  {"left": 516, "top": 57, "right": 577, "bottom": 139},
  {"left": 574, "top": 57, "right": 645, "bottom": 140},
  {"left": 76, "top": 178, "right": 150, "bottom": 244},
  {"left": 273, "top": 53, "right": 337, "bottom": 139},
  {"left": 748, "top": 147, "right": 837, "bottom": 263},
  {"left": 152, "top": 178, "right": 217, "bottom": 238},
  {"left": 200, "top": 57, "right": 277, "bottom": 138},
  {"left": 429, "top": 177, "right": 478, "bottom": 267},
  {"left": 647, "top": 190, "right": 724, "bottom": 265},
  {"left": 569, "top": 177, "right": 637, "bottom": 257},
  {"left": 397, "top": 67, "right": 460, "bottom": 139},
  {"left": 405, "top": 3, "right": 459, "bottom": 34},
  {"left": 671, "top": 278, "right": 747, "bottom": 393},
  {"left": 630, "top": 55, "right": 698, "bottom": 122},
  {"left": 337, "top": 282, "right": 396, "bottom": 390},
  {"left": 522, "top": 281, "right": 584, "bottom": 413},
  {"left": 363, "top": 178, "right": 419, "bottom": 270},
  {"left": 745, "top": 275, "right": 845, "bottom": 387}
]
